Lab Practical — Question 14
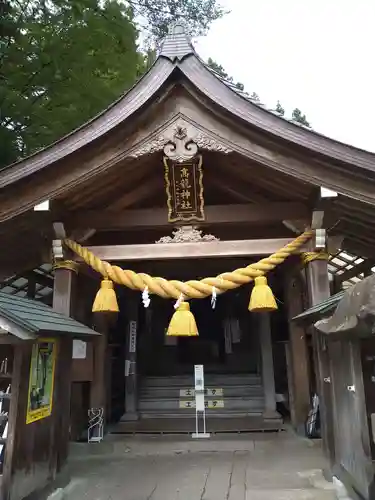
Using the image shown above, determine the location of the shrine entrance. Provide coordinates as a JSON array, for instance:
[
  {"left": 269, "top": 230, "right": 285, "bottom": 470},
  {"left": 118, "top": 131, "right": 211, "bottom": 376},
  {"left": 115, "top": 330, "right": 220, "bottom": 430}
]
[
  {"left": 106, "top": 255, "right": 288, "bottom": 433},
  {"left": 138, "top": 288, "right": 260, "bottom": 378}
]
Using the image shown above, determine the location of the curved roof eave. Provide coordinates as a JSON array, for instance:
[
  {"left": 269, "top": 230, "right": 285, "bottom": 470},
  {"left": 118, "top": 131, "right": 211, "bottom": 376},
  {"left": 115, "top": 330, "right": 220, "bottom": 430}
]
[
  {"left": 2, "top": 21, "right": 375, "bottom": 190},
  {"left": 0, "top": 57, "right": 175, "bottom": 189},
  {"left": 179, "top": 55, "right": 375, "bottom": 173}
]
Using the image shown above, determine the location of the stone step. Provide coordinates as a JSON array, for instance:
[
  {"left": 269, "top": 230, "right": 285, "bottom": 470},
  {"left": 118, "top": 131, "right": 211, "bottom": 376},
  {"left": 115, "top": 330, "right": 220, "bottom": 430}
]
[
  {"left": 138, "top": 396, "right": 265, "bottom": 412},
  {"left": 142, "top": 374, "right": 261, "bottom": 387},
  {"left": 140, "top": 384, "right": 263, "bottom": 399},
  {"left": 139, "top": 411, "right": 265, "bottom": 418}
]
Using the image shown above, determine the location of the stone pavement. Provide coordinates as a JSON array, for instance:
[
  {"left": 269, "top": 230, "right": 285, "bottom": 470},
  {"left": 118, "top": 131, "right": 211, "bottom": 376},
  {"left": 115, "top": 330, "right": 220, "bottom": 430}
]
[{"left": 63, "top": 431, "right": 338, "bottom": 500}]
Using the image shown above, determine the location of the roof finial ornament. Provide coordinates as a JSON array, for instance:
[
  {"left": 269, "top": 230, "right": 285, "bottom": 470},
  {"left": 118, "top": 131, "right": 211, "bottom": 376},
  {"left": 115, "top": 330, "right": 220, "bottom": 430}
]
[
  {"left": 168, "top": 21, "right": 186, "bottom": 36},
  {"left": 160, "top": 20, "right": 194, "bottom": 62}
]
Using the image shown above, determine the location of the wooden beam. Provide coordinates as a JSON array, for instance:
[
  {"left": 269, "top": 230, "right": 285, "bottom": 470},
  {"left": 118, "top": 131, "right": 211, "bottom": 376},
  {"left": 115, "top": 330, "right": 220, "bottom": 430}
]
[
  {"left": 335, "top": 259, "right": 375, "bottom": 285},
  {"left": 27, "top": 274, "right": 36, "bottom": 299},
  {"left": 210, "top": 175, "right": 267, "bottom": 204},
  {"left": 285, "top": 274, "right": 311, "bottom": 433},
  {"left": 121, "top": 294, "right": 139, "bottom": 421},
  {"left": 106, "top": 177, "right": 160, "bottom": 211},
  {"left": 53, "top": 222, "right": 66, "bottom": 239},
  {"left": 305, "top": 254, "right": 335, "bottom": 463},
  {"left": 52, "top": 263, "right": 77, "bottom": 470},
  {"left": 26, "top": 271, "right": 53, "bottom": 288},
  {"left": 1, "top": 342, "right": 25, "bottom": 499},
  {"left": 344, "top": 238, "right": 375, "bottom": 260},
  {"left": 67, "top": 203, "right": 310, "bottom": 231},
  {"left": 310, "top": 186, "right": 338, "bottom": 230},
  {"left": 258, "top": 314, "right": 278, "bottom": 419},
  {"left": 90, "top": 316, "right": 110, "bottom": 429},
  {"left": 82, "top": 238, "right": 309, "bottom": 261},
  {"left": 69, "top": 228, "right": 96, "bottom": 243}
]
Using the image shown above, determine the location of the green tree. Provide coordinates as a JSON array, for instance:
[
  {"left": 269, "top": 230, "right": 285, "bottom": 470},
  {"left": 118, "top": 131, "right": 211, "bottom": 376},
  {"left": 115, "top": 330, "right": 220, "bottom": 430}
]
[
  {"left": 275, "top": 100, "right": 285, "bottom": 116},
  {"left": 292, "top": 108, "right": 310, "bottom": 127},
  {"left": 132, "top": 0, "right": 226, "bottom": 42},
  {"left": 207, "top": 58, "right": 244, "bottom": 91},
  {"left": 1, "top": 0, "right": 144, "bottom": 167},
  {"left": 207, "top": 60, "right": 311, "bottom": 126},
  {"left": 1, "top": 0, "right": 225, "bottom": 168}
]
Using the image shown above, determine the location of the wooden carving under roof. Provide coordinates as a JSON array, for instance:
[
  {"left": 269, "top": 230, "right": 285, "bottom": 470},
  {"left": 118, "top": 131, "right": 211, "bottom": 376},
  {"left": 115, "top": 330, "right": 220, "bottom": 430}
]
[
  {"left": 156, "top": 226, "right": 219, "bottom": 244},
  {"left": 130, "top": 122, "right": 232, "bottom": 159}
]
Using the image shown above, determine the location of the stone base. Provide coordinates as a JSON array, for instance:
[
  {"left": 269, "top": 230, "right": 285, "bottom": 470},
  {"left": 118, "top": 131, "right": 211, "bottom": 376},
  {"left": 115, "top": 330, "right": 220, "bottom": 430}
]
[
  {"left": 120, "top": 412, "right": 139, "bottom": 422},
  {"left": 113, "top": 415, "right": 284, "bottom": 434},
  {"left": 192, "top": 432, "right": 211, "bottom": 439},
  {"left": 262, "top": 409, "right": 282, "bottom": 420}
]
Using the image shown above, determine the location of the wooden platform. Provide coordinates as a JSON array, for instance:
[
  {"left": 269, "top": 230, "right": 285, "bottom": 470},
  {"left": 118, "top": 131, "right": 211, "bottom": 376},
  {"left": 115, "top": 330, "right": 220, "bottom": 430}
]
[{"left": 112, "top": 417, "right": 285, "bottom": 435}]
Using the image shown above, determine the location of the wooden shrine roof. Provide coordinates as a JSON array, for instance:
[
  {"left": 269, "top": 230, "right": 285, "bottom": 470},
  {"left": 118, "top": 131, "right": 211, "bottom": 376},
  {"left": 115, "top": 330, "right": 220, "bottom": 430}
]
[
  {"left": 1, "top": 23, "right": 375, "bottom": 283},
  {"left": 292, "top": 291, "right": 345, "bottom": 325},
  {"left": 1, "top": 23, "right": 375, "bottom": 194},
  {"left": 293, "top": 274, "right": 375, "bottom": 340},
  {"left": 0, "top": 291, "right": 99, "bottom": 339},
  {"left": 314, "top": 274, "right": 375, "bottom": 339}
]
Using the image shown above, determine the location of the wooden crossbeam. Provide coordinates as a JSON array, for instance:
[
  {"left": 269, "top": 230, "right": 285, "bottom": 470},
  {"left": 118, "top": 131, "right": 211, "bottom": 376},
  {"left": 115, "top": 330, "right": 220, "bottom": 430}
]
[
  {"left": 310, "top": 186, "right": 338, "bottom": 230},
  {"left": 66, "top": 203, "right": 310, "bottom": 231},
  {"left": 83, "top": 237, "right": 309, "bottom": 262},
  {"left": 334, "top": 259, "right": 375, "bottom": 285}
]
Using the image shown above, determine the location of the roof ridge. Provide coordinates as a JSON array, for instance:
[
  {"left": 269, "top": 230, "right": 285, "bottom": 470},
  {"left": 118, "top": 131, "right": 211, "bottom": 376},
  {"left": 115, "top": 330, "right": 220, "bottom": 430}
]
[
  {"left": 201, "top": 58, "right": 313, "bottom": 129},
  {"left": 159, "top": 21, "right": 195, "bottom": 62}
]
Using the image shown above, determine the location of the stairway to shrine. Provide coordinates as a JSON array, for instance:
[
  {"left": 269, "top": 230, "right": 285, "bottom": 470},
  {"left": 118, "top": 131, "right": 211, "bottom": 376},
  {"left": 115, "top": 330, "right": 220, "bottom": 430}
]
[
  {"left": 139, "top": 373, "right": 265, "bottom": 418},
  {"left": 113, "top": 373, "right": 284, "bottom": 433}
]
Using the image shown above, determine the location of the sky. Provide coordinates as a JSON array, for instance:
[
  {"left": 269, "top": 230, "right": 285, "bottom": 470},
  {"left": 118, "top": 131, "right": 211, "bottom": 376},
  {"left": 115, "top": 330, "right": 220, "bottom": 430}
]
[{"left": 194, "top": 0, "right": 375, "bottom": 152}]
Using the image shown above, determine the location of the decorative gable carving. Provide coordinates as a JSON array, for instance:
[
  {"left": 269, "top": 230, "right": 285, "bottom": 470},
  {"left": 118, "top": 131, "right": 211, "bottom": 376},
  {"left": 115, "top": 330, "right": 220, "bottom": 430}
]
[
  {"left": 129, "top": 120, "right": 233, "bottom": 161},
  {"left": 194, "top": 133, "right": 232, "bottom": 154},
  {"left": 156, "top": 226, "right": 219, "bottom": 244}
]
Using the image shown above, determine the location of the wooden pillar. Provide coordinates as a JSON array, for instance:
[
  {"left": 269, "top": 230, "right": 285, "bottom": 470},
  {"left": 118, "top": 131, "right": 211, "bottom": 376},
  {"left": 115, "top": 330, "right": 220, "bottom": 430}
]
[
  {"left": 52, "top": 259, "right": 78, "bottom": 470},
  {"left": 1, "top": 342, "right": 25, "bottom": 500},
  {"left": 27, "top": 275, "right": 36, "bottom": 299},
  {"left": 258, "top": 313, "right": 278, "bottom": 418},
  {"left": 53, "top": 260, "right": 78, "bottom": 314},
  {"left": 285, "top": 274, "right": 311, "bottom": 434},
  {"left": 90, "top": 315, "right": 109, "bottom": 425},
  {"left": 305, "top": 256, "right": 335, "bottom": 463},
  {"left": 121, "top": 294, "right": 139, "bottom": 421}
]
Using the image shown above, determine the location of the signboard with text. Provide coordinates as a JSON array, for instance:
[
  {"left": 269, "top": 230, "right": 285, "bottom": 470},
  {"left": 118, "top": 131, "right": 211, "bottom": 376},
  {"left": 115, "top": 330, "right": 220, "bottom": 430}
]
[
  {"left": 164, "top": 156, "right": 205, "bottom": 222},
  {"left": 26, "top": 338, "right": 57, "bottom": 424}
]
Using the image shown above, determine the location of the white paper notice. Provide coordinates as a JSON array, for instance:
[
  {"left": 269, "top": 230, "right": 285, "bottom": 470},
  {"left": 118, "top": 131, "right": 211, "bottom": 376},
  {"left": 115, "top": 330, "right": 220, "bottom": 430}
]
[
  {"left": 72, "top": 340, "right": 87, "bottom": 359},
  {"left": 194, "top": 365, "right": 204, "bottom": 391}
]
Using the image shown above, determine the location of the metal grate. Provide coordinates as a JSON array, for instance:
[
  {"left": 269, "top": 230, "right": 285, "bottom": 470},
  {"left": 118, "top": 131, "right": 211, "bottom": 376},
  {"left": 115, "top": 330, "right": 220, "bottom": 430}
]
[
  {"left": 0, "top": 264, "right": 54, "bottom": 303},
  {"left": 328, "top": 250, "right": 374, "bottom": 290}
]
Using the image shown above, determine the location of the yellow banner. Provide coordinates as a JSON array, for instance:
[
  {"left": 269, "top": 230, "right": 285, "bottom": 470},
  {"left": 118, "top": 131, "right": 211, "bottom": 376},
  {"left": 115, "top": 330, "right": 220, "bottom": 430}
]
[{"left": 26, "top": 338, "right": 57, "bottom": 424}]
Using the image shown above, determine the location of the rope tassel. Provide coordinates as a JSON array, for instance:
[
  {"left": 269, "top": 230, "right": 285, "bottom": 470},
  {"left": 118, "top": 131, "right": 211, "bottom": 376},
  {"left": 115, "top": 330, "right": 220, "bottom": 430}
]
[
  {"left": 249, "top": 276, "right": 277, "bottom": 313},
  {"left": 92, "top": 279, "right": 119, "bottom": 313},
  {"left": 167, "top": 302, "right": 198, "bottom": 337}
]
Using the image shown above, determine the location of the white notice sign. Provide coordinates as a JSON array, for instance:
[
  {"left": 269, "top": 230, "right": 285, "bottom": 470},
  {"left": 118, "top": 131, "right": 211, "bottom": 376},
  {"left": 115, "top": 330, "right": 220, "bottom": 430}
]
[
  {"left": 72, "top": 340, "right": 87, "bottom": 359},
  {"left": 129, "top": 321, "right": 137, "bottom": 353},
  {"left": 194, "top": 365, "right": 204, "bottom": 391},
  {"left": 192, "top": 364, "right": 210, "bottom": 439},
  {"left": 196, "top": 392, "right": 205, "bottom": 412}
]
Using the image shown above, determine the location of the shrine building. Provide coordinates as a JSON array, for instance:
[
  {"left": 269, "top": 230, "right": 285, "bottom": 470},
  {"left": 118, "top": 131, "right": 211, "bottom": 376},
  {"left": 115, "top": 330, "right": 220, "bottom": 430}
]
[{"left": 1, "top": 22, "right": 375, "bottom": 500}]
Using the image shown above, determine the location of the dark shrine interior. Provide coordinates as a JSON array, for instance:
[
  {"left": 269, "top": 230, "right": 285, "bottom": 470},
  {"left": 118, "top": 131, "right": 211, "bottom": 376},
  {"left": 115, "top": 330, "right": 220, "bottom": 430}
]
[{"left": 106, "top": 257, "right": 290, "bottom": 422}]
